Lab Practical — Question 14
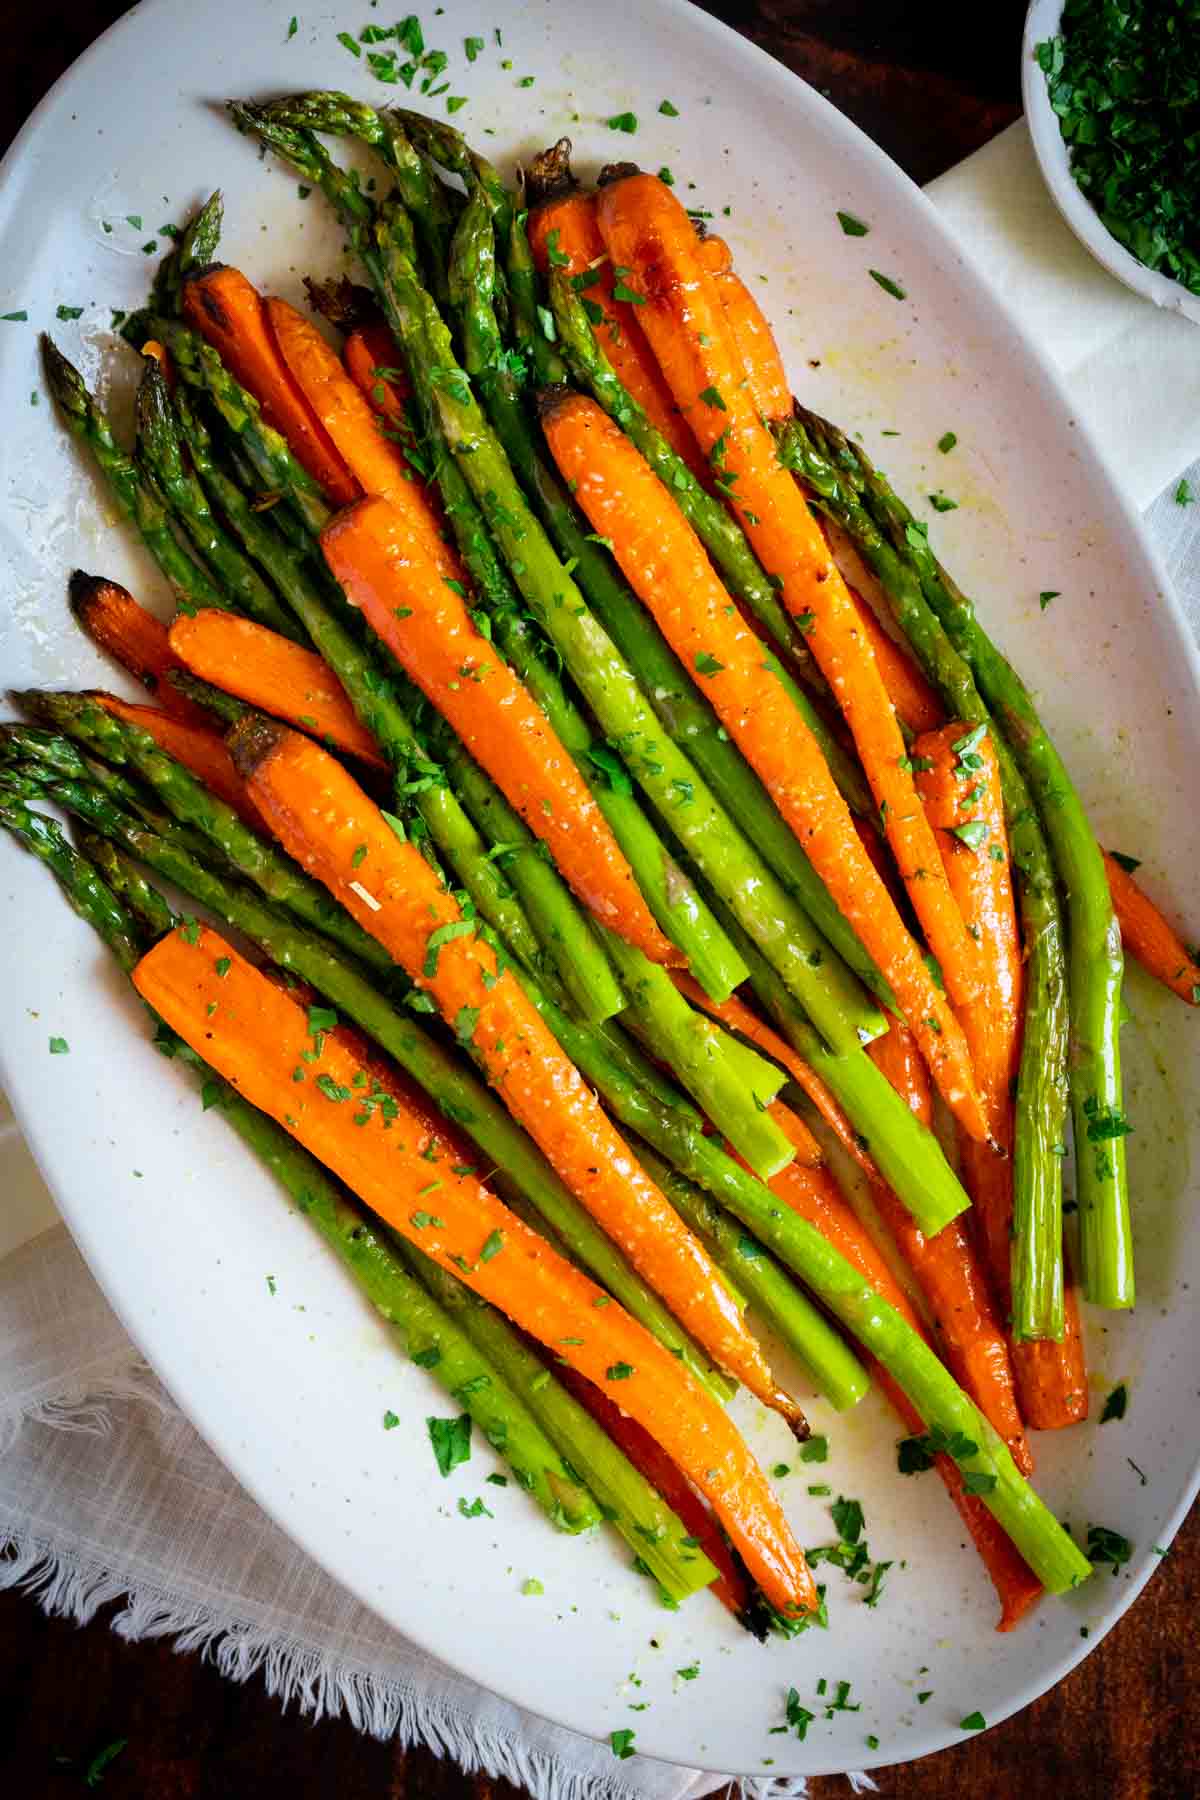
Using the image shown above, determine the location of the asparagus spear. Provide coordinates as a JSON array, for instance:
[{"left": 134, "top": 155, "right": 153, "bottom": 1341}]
[
  {"left": 147, "top": 189, "right": 224, "bottom": 321},
  {"left": 134, "top": 357, "right": 305, "bottom": 641},
  {"left": 0, "top": 798, "right": 600, "bottom": 1531},
  {"left": 17, "top": 689, "right": 399, "bottom": 979},
  {"left": 507, "top": 209, "right": 565, "bottom": 386},
  {"left": 0, "top": 754, "right": 730, "bottom": 1401},
  {"left": 797, "top": 411, "right": 1131, "bottom": 1313},
  {"left": 80, "top": 832, "right": 177, "bottom": 938},
  {"left": 395, "top": 1236, "right": 719, "bottom": 1602},
  {"left": 42, "top": 337, "right": 234, "bottom": 617},
  {"left": 632, "top": 1144, "right": 868, "bottom": 1413},
  {"left": 777, "top": 412, "right": 1071, "bottom": 1339},
  {"left": 242, "top": 101, "right": 747, "bottom": 1002}
]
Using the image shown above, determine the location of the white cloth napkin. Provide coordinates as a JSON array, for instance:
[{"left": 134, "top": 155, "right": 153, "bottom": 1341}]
[{"left": 3, "top": 117, "right": 1199, "bottom": 1800}]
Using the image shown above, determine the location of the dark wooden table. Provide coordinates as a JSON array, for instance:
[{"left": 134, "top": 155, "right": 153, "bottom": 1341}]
[{"left": 2, "top": 4, "right": 1197, "bottom": 1795}]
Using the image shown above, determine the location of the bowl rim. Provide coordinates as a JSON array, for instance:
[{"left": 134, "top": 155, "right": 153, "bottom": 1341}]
[{"left": 1021, "top": 0, "right": 1200, "bottom": 326}]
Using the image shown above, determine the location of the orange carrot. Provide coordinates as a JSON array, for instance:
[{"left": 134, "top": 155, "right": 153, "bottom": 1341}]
[
  {"left": 916, "top": 722, "right": 1088, "bottom": 1431},
  {"left": 710, "top": 263, "right": 792, "bottom": 424},
  {"left": 670, "top": 972, "right": 880, "bottom": 1182},
  {"left": 845, "top": 586, "right": 944, "bottom": 735},
  {"left": 541, "top": 389, "right": 986, "bottom": 1138},
  {"left": 183, "top": 267, "right": 360, "bottom": 505},
  {"left": 322, "top": 494, "right": 679, "bottom": 965},
  {"left": 266, "top": 297, "right": 450, "bottom": 568},
  {"left": 552, "top": 1362, "right": 752, "bottom": 1620},
  {"left": 342, "top": 321, "right": 446, "bottom": 522},
  {"left": 90, "top": 692, "right": 262, "bottom": 828},
  {"left": 767, "top": 1119, "right": 1042, "bottom": 1627},
  {"left": 596, "top": 174, "right": 983, "bottom": 1020},
  {"left": 134, "top": 921, "right": 815, "bottom": 1617},
  {"left": 68, "top": 573, "right": 208, "bottom": 728},
  {"left": 1104, "top": 849, "right": 1200, "bottom": 1005},
  {"left": 228, "top": 716, "right": 803, "bottom": 1429},
  {"left": 167, "top": 612, "right": 384, "bottom": 768},
  {"left": 527, "top": 188, "right": 711, "bottom": 485},
  {"left": 867, "top": 1022, "right": 1033, "bottom": 1475}
]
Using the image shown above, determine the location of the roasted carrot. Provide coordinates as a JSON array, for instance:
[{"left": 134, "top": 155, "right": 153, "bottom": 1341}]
[
  {"left": 1104, "top": 849, "right": 1200, "bottom": 1006},
  {"left": 709, "top": 262, "right": 792, "bottom": 424},
  {"left": 167, "top": 612, "right": 386, "bottom": 769},
  {"left": 596, "top": 174, "right": 983, "bottom": 1020},
  {"left": 182, "top": 266, "right": 360, "bottom": 505},
  {"left": 916, "top": 722, "right": 1088, "bottom": 1431},
  {"left": 867, "top": 1022, "right": 1032, "bottom": 1475},
  {"left": 133, "top": 921, "right": 816, "bottom": 1617},
  {"left": 552, "top": 1362, "right": 752, "bottom": 1620},
  {"left": 527, "top": 187, "right": 711, "bottom": 485},
  {"left": 68, "top": 572, "right": 208, "bottom": 728},
  {"left": 228, "top": 716, "right": 804, "bottom": 1429},
  {"left": 845, "top": 586, "right": 944, "bottom": 735},
  {"left": 541, "top": 389, "right": 986, "bottom": 1138},
  {"left": 322, "top": 494, "right": 679, "bottom": 965},
  {"left": 342, "top": 321, "right": 445, "bottom": 525},
  {"left": 89, "top": 692, "right": 261, "bottom": 828},
  {"left": 266, "top": 296, "right": 450, "bottom": 568},
  {"left": 670, "top": 972, "right": 880, "bottom": 1182},
  {"left": 766, "top": 1124, "right": 1041, "bottom": 1628}
]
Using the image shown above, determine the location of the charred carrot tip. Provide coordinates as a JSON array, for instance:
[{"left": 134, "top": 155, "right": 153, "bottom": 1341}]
[{"left": 226, "top": 710, "right": 288, "bottom": 778}]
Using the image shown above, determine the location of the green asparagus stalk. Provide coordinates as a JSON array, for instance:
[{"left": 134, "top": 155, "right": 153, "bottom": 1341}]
[
  {"left": 17, "top": 689, "right": 399, "bottom": 978},
  {"left": 507, "top": 209, "right": 566, "bottom": 386},
  {"left": 134, "top": 357, "right": 305, "bottom": 640},
  {"left": 2, "top": 753, "right": 730, "bottom": 1401},
  {"left": 777, "top": 412, "right": 1071, "bottom": 1338},
  {"left": 2, "top": 798, "right": 598, "bottom": 1529},
  {"left": 42, "top": 337, "right": 234, "bottom": 617},
  {"left": 166, "top": 669, "right": 249, "bottom": 727},
  {"left": 396, "top": 1236, "right": 718, "bottom": 1602},
  {"left": 422, "top": 710, "right": 625, "bottom": 1024},
  {"left": 797, "top": 411, "right": 1130, "bottom": 1312},
  {"left": 79, "top": 832, "right": 177, "bottom": 938},
  {"left": 633, "top": 1144, "right": 868, "bottom": 1413},
  {"left": 148, "top": 189, "right": 224, "bottom": 321},
  {"left": 597, "top": 927, "right": 795, "bottom": 1179}
]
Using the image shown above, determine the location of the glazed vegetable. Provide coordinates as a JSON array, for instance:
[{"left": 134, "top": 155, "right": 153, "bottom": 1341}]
[
  {"left": 167, "top": 611, "right": 385, "bottom": 767},
  {"left": 229, "top": 714, "right": 806, "bottom": 1429},
  {"left": 594, "top": 173, "right": 984, "bottom": 1025},
  {"left": 705, "top": 252, "right": 792, "bottom": 424},
  {"left": 133, "top": 922, "right": 816, "bottom": 1618},
  {"left": 322, "top": 495, "right": 680, "bottom": 967},
  {"left": 843, "top": 587, "right": 944, "bottom": 735},
  {"left": 1104, "top": 850, "right": 1200, "bottom": 1006},
  {"left": 89, "top": 694, "right": 260, "bottom": 829},
  {"left": 68, "top": 574, "right": 207, "bottom": 726},
  {"left": 540, "top": 389, "right": 986, "bottom": 1137},
  {"left": 182, "top": 265, "right": 359, "bottom": 503}
]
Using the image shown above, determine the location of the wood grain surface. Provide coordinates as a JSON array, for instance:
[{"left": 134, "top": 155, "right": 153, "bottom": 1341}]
[{"left": 1, "top": 4, "right": 1197, "bottom": 1796}]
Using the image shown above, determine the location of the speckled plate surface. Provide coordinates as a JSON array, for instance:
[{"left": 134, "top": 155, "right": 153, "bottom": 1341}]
[{"left": 1, "top": 0, "right": 1198, "bottom": 1776}]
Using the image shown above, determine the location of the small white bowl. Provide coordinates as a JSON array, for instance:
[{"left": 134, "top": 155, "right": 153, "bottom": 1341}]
[{"left": 1022, "top": 0, "right": 1200, "bottom": 324}]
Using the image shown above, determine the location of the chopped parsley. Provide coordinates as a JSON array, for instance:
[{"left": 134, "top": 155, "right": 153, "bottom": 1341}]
[
  {"left": 610, "top": 1728, "right": 637, "bottom": 1759},
  {"left": 1088, "top": 1522, "right": 1133, "bottom": 1573},
  {"left": 83, "top": 1738, "right": 128, "bottom": 1787},
  {"left": 1040, "top": 589, "right": 1061, "bottom": 610},
  {"left": 937, "top": 431, "right": 957, "bottom": 453},
  {"left": 869, "top": 269, "right": 906, "bottom": 300},
  {"left": 465, "top": 34, "right": 484, "bottom": 60},
  {"left": 800, "top": 1434, "right": 829, "bottom": 1463},
  {"left": 659, "top": 98, "right": 679, "bottom": 116},
  {"left": 698, "top": 385, "right": 726, "bottom": 410},
  {"left": 522, "top": 1577, "right": 544, "bottom": 1595},
  {"left": 1100, "top": 1382, "right": 1128, "bottom": 1423},
  {"left": 928, "top": 492, "right": 958, "bottom": 512},
  {"left": 830, "top": 1495, "right": 864, "bottom": 1544},
  {"left": 676, "top": 1662, "right": 700, "bottom": 1680},
  {"left": 423, "top": 917, "right": 475, "bottom": 977},
  {"left": 55, "top": 304, "right": 84, "bottom": 321},
  {"left": 605, "top": 1362, "right": 634, "bottom": 1381},
  {"left": 48, "top": 1036, "right": 70, "bottom": 1055},
  {"left": 1176, "top": 478, "right": 1194, "bottom": 507},
  {"left": 1109, "top": 850, "right": 1141, "bottom": 873},
  {"left": 315, "top": 1074, "right": 351, "bottom": 1104},
  {"left": 427, "top": 1412, "right": 472, "bottom": 1477},
  {"left": 950, "top": 820, "right": 990, "bottom": 850},
  {"left": 383, "top": 1409, "right": 400, "bottom": 1430},
  {"left": 457, "top": 1495, "right": 493, "bottom": 1519},
  {"left": 479, "top": 1229, "right": 504, "bottom": 1263},
  {"left": 960, "top": 1711, "right": 986, "bottom": 1731},
  {"left": 836, "top": 211, "right": 869, "bottom": 236},
  {"left": 694, "top": 651, "right": 725, "bottom": 676},
  {"left": 607, "top": 111, "right": 638, "bottom": 133},
  {"left": 336, "top": 29, "right": 362, "bottom": 55}
]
